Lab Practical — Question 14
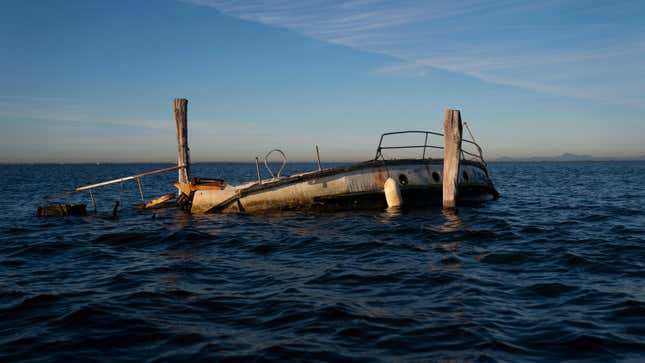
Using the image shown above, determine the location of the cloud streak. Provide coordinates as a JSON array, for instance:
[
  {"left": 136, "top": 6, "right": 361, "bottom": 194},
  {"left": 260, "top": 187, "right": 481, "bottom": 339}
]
[{"left": 184, "top": 0, "right": 645, "bottom": 106}]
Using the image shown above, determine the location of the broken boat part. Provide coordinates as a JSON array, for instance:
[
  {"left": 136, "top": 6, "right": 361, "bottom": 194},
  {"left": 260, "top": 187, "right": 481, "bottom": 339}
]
[{"left": 134, "top": 193, "right": 177, "bottom": 209}]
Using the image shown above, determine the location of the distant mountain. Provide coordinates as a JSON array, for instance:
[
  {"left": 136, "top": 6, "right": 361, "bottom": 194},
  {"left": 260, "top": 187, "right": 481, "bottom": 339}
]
[
  {"left": 494, "top": 153, "right": 594, "bottom": 162},
  {"left": 555, "top": 153, "right": 593, "bottom": 161},
  {"left": 493, "top": 154, "right": 645, "bottom": 162},
  {"left": 496, "top": 156, "right": 516, "bottom": 162}
]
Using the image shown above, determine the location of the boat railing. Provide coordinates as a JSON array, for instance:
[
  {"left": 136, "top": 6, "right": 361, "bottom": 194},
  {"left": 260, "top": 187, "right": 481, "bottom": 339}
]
[
  {"left": 374, "top": 130, "right": 443, "bottom": 160},
  {"left": 374, "top": 130, "right": 487, "bottom": 167},
  {"left": 461, "top": 139, "right": 487, "bottom": 167}
]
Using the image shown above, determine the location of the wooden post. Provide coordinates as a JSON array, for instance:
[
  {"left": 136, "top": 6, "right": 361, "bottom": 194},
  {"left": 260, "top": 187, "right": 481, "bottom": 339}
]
[
  {"left": 443, "top": 109, "right": 462, "bottom": 209},
  {"left": 174, "top": 98, "right": 190, "bottom": 186}
]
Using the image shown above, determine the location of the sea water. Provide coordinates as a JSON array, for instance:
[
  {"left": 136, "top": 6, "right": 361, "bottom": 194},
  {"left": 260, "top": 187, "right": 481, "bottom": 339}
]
[{"left": 1, "top": 161, "right": 644, "bottom": 362}]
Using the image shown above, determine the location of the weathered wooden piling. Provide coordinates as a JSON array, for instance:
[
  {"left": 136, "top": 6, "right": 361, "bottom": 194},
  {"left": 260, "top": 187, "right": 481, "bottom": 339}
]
[
  {"left": 174, "top": 98, "right": 190, "bottom": 185},
  {"left": 443, "top": 109, "right": 462, "bottom": 209}
]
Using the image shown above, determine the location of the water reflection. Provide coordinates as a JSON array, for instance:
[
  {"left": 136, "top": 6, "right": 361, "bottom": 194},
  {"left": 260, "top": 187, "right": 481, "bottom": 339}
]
[
  {"left": 429, "top": 209, "right": 466, "bottom": 270},
  {"left": 172, "top": 209, "right": 193, "bottom": 228},
  {"left": 382, "top": 206, "right": 403, "bottom": 219},
  {"left": 432, "top": 208, "right": 465, "bottom": 233}
]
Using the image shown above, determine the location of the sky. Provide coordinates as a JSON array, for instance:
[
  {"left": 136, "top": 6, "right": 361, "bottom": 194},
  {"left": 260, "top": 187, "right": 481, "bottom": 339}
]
[{"left": 1, "top": 0, "right": 644, "bottom": 163}]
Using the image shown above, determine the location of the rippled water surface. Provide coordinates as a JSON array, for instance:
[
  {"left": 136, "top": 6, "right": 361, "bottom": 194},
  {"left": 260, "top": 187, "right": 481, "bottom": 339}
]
[{"left": 1, "top": 161, "right": 644, "bottom": 362}]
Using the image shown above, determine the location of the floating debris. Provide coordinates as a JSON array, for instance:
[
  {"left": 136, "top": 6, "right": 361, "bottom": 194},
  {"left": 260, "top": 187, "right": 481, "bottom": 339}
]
[
  {"left": 37, "top": 204, "right": 86, "bottom": 217},
  {"left": 135, "top": 193, "right": 176, "bottom": 209}
]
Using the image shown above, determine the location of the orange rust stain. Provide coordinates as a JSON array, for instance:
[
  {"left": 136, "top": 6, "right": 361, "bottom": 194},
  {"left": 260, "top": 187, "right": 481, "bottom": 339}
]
[{"left": 373, "top": 170, "right": 387, "bottom": 186}]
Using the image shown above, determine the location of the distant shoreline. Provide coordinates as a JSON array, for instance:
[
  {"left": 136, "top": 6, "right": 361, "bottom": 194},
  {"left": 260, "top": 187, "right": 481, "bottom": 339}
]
[
  {"left": 492, "top": 153, "right": 645, "bottom": 162},
  {"left": 2, "top": 159, "right": 645, "bottom": 165},
  {"left": 490, "top": 158, "right": 645, "bottom": 163}
]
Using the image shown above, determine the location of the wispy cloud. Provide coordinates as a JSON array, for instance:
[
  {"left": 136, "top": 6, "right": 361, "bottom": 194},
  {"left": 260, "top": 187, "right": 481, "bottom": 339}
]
[
  {"left": 0, "top": 96, "right": 88, "bottom": 123},
  {"left": 373, "top": 61, "right": 430, "bottom": 77},
  {"left": 183, "top": 0, "right": 645, "bottom": 106},
  {"left": 0, "top": 96, "right": 173, "bottom": 131}
]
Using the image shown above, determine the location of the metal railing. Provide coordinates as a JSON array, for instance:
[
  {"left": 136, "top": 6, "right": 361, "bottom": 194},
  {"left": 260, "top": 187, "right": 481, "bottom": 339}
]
[
  {"left": 42, "top": 165, "right": 186, "bottom": 201},
  {"left": 374, "top": 131, "right": 443, "bottom": 160},
  {"left": 461, "top": 139, "right": 487, "bottom": 167},
  {"left": 374, "top": 130, "right": 487, "bottom": 166}
]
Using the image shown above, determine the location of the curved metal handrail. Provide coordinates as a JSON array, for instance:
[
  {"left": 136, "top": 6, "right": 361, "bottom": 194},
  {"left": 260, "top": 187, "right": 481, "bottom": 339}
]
[
  {"left": 374, "top": 130, "right": 443, "bottom": 160},
  {"left": 374, "top": 129, "right": 487, "bottom": 166},
  {"left": 264, "top": 149, "right": 287, "bottom": 178},
  {"left": 461, "top": 139, "right": 487, "bottom": 167}
]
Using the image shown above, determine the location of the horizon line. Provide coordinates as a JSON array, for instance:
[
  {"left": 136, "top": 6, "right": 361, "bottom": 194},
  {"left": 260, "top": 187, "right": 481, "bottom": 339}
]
[{"left": 3, "top": 156, "right": 645, "bottom": 165}]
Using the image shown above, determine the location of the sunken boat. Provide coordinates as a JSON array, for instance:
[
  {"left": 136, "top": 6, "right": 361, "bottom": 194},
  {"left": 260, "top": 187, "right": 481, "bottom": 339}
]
[
  {"left": 181, "top": 105, "right": 498, "bottom": 213},
  {"left": 41, "top": 99, "right": 498, "bottom": 214},
  {"left": 189, "top": 133, "right": 498, "bottom": 213}
]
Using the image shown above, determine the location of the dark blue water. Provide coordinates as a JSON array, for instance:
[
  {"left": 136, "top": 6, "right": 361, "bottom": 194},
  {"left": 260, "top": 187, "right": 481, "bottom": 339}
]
[{"left": 1, "top": 161, "right": 644, "bottom": 362}]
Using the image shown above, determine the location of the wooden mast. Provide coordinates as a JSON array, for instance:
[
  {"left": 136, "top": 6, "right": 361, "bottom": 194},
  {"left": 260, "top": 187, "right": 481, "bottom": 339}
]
[{"left": 174, "top": 98, "right": 190, "bottom": 198}]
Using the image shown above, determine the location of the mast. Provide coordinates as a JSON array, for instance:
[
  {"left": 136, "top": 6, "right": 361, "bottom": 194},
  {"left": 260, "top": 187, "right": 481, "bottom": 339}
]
[{"left": 174, "top": 98, "right": 191, "bottom": 199}]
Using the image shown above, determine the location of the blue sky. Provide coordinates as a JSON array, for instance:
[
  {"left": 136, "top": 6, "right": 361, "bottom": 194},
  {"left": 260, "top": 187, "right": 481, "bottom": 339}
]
[{"left": 1, "top": 0, "right": 644, "bottom": 162}]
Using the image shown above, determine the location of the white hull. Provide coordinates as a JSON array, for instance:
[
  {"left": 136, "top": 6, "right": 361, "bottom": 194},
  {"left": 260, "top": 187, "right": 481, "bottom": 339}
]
[{"left": 191, "top": 159, "right": 497, "bottom": 213}]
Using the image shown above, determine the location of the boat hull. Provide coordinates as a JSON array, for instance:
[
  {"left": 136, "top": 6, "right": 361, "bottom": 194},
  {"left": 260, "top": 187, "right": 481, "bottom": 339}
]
[{"left": 191, "top": 159, "right": 498, "bottom": 213}]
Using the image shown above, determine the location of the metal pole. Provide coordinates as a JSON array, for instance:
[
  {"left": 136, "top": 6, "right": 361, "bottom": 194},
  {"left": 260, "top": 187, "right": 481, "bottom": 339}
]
[
  {"left": 464, "top": 122, "right": 486, "bottom": 164},
  {"left": 255, "top": 156, "right": 262, "bottom": 184},
  {"left": 464, "top": 122, "right": 477, "bottom": 143},
  {"left": 315, "top": 145, "right": 322, "bottom": 171},
  {"left": 422, "top": 132, "right": 429, "bottom": 159}
]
